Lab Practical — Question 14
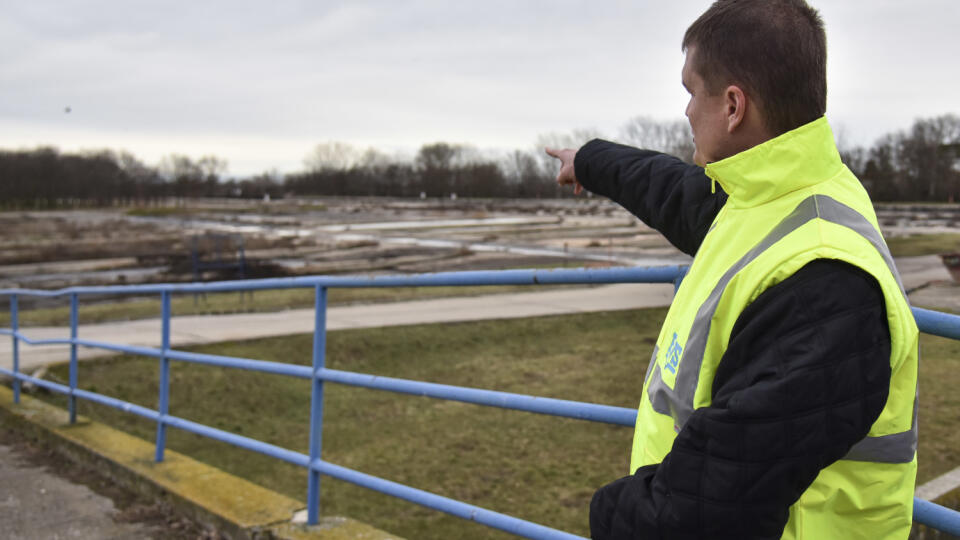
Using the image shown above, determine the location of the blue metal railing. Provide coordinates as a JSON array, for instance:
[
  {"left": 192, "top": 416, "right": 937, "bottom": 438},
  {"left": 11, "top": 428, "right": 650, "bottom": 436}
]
[{"left": 1, "top": 265, "right": 959, "bottom": 538}]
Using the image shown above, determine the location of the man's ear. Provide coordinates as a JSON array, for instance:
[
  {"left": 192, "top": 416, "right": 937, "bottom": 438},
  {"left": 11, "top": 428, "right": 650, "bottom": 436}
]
[{"left": 725, "top": 85, "right": 747, "bottom": 133}]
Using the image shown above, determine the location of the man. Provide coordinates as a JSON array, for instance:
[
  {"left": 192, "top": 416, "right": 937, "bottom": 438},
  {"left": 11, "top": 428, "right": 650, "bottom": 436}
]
[{"left": 546, "top": 1, "right": 919, "bottom": 539}]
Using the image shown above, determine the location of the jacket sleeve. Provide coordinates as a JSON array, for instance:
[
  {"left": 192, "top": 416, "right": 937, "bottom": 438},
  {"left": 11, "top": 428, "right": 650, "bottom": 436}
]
[
  {"left": 589, "top": 259, "right": 892, "bottom": 540},
  {"left": 573, "top": 139, "right": 727, "bottom": 256}
]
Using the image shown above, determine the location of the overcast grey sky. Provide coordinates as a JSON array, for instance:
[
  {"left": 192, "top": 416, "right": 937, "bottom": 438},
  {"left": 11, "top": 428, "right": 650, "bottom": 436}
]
[{"left": 2, "top": 1, "right": 958, "bottom": 176}]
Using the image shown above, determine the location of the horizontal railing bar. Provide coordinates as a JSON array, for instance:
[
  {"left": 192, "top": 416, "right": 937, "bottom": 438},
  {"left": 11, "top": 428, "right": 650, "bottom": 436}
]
[
  {"left": 162, "top": 415, "right": 310, "bottom": 468},
  {"left": 0, "top": 332, "right": 312, "bottom": 378},
  {"left": 73, "top": 388, "right": 162, "bottom": 421},
  {"left": 19, "top": 337, "right": 71, "bottom": 346},
  {"left": 312, "top": 459, "right": 585, "bottom": 540},
  {"left": 5, "top": 333, "right": 156, "bottom": 357},
  {"left": 914, "top": 498, "right": 960, "bottom": 536},
  {"left": 0, "top": 330, "right": 73, "bottom": 346},
  {"left": 0, "top": 367, "right": 161, "bottom": 421},
  {"left": 0, "top": 266, "right": 687, "bottom": 297},
  {"left": 0, "top": 331, "right": 165, "bottom": 358},
  {"left": 317, "top": 368, "right": 638, "bottom": 426},
  {"left": 0, "top": 366, "right": 588, "bottom": 538},
  {"left": 912, "top": 307, "right": 960, "bottom": 341},
  {"left": 165, "top": 350, "right": 313, "bottom": 378},
  {"left": 0, "top": 368, "right": 71, "bottom": 394},
  {"left": 2, "top": 308, "right": 955, "bottom": 350},
  {"left": 74, "top": 338, "right": 163, "bottom": 358},
  {"left": 2, "top": 330, "right": 636, "bottom": 424},
  {"left": 0, "top": 366, "right": 310, "bottom": 467},
  {"left": 4, "top": 358, "right": 960, "bottom": 535}
]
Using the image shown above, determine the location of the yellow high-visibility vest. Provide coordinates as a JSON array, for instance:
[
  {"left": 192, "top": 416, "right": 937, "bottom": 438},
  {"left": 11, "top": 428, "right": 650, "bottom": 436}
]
[{"left": 631, "top": 117, "right": 919, "bottom": 539}]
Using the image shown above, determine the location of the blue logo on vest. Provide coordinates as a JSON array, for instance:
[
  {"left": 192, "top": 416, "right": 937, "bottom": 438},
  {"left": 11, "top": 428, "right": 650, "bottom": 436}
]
[{"left": 664, "top": 332, "right": 683, "bottom": 374}]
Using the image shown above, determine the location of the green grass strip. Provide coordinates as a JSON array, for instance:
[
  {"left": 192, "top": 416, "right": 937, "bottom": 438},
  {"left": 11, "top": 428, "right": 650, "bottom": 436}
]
[{"left": 887, "top": 233, "right": 960, "bottom": 258}]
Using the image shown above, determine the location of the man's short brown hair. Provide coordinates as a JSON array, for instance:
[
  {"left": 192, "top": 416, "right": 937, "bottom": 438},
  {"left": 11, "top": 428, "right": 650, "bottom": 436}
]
[{"left": 682, "top": 0, "right": 827, "bottom": 136}]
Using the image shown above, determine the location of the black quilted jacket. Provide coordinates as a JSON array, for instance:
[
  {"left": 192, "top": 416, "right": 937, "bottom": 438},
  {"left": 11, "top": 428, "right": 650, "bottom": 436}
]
[{"left": 575, "top": 140, "right": 892, "bottom": 540}]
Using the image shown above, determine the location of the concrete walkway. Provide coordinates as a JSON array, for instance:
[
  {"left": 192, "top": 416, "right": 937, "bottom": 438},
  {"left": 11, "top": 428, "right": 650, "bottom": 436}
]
[
  {"left": 0, "top": 282, "right": 676, "bottom": 372},
  {"left": 0, "top": 255, "right": 951, "bottom": 373},
  {"left": 895, "top": 254, "right": 953, "bottom": 292}
]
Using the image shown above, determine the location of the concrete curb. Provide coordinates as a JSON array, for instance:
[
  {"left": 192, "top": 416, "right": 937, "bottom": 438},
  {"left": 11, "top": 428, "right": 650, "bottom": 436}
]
[
  {"left": 0, "top": 385, "right": 401, "bottom": 540},
  {"left": 917, "top": 466, "right": 960, "bottom": 503}
]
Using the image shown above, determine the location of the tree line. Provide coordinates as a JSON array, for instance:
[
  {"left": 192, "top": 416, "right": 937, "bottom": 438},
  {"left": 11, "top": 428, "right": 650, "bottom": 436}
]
[
  {"left": 0, "top": 148, "right": 233, "bottom": 209},
  {"left": 1, "top": 115, "right": 957, "bottom": 208},
  {"left": 839, "top": 115, "right": 960, "bottom": 202}
]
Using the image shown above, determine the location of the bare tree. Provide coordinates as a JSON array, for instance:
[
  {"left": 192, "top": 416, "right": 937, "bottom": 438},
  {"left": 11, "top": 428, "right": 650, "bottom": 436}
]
[
  {"left": 358, "top": 147, "right": 393, "bottom": 170},
  {"left": 416, "top": 142, "right": 462, "bottom": 171},
  {"left": 502, "top": 150, "right": 551, "bottom": 198},
  {"left": 197, "top": 155, "right": 228, "bottom": 181},
  {"left": 304, "top": 141, "right": 360, "bottom": 172},
  {"left": 415, "top": 143, "right": 463, "bottom": 196},
  {"left": 618, "top": 116, "right": 694, "bottom": 162},
  {"left": 159, "top": 154, "right": 201, "bottom": 181},
  {"left": 896, "top": 115, "right": 960, "bottom": 200},
  {"left": 534, "top": 128, "right": 606, "bottom": 192}
]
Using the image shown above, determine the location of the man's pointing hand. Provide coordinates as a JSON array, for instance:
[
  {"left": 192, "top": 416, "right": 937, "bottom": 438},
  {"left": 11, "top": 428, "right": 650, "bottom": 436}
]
[{"left": 545, "top": 147, "right": 583, "bottom": 195}]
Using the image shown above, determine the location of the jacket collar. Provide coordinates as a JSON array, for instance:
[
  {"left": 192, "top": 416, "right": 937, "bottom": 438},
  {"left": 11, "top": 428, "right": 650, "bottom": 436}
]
[{"left": 704, "top": 116, "right": 844, "bottom": 208}]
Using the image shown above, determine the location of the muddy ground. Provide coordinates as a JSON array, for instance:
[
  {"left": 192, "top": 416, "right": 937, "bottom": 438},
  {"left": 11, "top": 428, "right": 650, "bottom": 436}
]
[
  {"left": 0, "top": 198, "right": 682, "bottom": 292},
  {"left": 1, "top": 197, "right": 959, "bottom": 299}
]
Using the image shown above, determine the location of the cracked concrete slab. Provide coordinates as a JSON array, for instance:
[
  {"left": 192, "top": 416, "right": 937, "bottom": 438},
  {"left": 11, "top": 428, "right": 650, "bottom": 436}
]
[{"left": 0, "top": 443, "right": 155, "bottom": 540}]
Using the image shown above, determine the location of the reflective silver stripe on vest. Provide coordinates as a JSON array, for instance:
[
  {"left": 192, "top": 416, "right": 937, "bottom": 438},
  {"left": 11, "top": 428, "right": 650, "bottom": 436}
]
[
  {"left": 642, "top": 346, "right": 659, "bottom": 386},
  {"left": 814, "top": 195, "right": 908, "bottom": 299},
  {"left": 843, "top": 388, "right": 918, "bottom": 463},
  {"left": 645, "top": 194, "right": 917, "bottom": 464}
]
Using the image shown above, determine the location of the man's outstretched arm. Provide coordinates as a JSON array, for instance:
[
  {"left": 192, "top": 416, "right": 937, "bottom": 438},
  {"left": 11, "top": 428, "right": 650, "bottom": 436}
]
[
  {"left": 547, "top": 140, "right": 726, "bottom": 256},
  {"left": 589, "top": 260, "right": 892, "bottom": 539}
]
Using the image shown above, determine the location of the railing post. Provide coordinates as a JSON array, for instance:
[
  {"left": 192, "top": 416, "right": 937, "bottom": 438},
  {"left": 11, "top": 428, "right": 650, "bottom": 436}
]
[
  {"left": 155, "top": 291, "right": 172, "bottom": 462},
  {"left": 307, "top": 285, "right": 328, "bottom": 525},
  {"left": 69, "top": 293, "right": 78, "bottom": 423},
  {"left": 673, "top": 266, "right": 689, "bottom": 295},
  {"left": 11, "top": 294, "right": 19, "bottom": 404}
]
